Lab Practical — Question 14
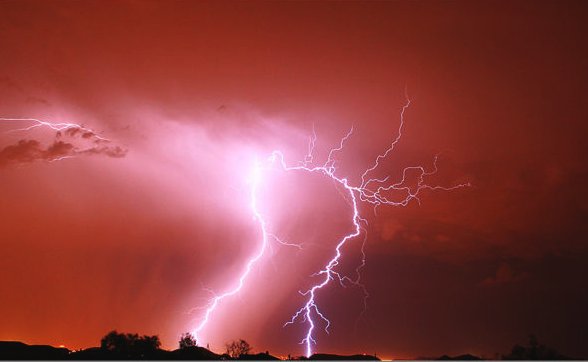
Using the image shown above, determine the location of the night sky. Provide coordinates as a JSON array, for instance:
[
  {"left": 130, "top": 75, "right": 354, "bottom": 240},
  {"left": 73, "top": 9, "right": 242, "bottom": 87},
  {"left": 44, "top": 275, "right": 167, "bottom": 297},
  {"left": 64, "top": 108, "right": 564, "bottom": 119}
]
[{"left": 1, "top": 0, "right": 587, "bottom": 359}]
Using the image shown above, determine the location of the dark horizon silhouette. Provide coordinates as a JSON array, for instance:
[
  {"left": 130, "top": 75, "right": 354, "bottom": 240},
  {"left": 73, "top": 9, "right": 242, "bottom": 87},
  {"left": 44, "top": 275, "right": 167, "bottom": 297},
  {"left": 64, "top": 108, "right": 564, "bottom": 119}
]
[{"left": 0, "top": 331, "right": 576, "bottom": 360}]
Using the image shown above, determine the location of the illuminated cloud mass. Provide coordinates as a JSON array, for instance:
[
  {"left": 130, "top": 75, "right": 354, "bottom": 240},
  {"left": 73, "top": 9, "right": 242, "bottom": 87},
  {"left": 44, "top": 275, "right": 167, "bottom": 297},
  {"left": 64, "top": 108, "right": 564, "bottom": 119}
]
[
  {"left": 1, "top": 1, "right": 587, "bottom": 359},
  {"left": 0, "top": 118, "right": 126, "bottom": 167}
]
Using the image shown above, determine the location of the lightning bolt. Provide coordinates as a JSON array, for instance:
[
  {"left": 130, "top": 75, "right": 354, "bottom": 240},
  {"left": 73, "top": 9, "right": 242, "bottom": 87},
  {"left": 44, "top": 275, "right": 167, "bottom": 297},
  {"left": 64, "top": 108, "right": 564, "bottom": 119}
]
[
  {"left": 1, "top": 117, "right": 109, "bottom": 142},
  {"left": 1, "top": 117, "right": 124, "bottom": 164},
  {"left": 193, "top": 96, "right": 469, "bottom": 356},
  {"left": 192, "top": 161, "right": 271, "bottom": 341}
]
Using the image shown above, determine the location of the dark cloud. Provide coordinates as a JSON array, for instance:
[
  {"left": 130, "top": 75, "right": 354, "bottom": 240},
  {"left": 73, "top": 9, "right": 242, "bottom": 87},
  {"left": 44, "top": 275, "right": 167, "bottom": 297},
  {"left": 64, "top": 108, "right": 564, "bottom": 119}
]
[
  {"left": 79, "top": 145, "right": 127, "bottom": 158},
  {"left": 46, "top": 140, "right": 75, "bottom": 158},
  {"left": 0, "top": 130, "right": 127, "bottom": 168},
  {"left": 56, "top": 127, "right": 102, "bottom": 141},
  {"left": 0, "top": 139, "right": 43, "bottom": 166},
  {"left": 0, "top": 139, "right": 78, "bottom": 167}
]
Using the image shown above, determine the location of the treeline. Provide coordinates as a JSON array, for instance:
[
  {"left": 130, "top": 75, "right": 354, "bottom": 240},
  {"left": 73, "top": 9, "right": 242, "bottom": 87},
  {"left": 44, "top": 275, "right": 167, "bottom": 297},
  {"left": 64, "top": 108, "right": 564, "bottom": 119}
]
[{"left": 0, "top": 331, "right": 277, "bottom": 360}]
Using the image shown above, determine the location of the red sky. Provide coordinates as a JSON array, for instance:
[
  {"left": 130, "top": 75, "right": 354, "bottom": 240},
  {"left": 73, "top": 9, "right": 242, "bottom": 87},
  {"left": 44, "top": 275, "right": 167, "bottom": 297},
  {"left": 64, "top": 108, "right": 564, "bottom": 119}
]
[{"left": 1, "top": 0, "right": 587, "bottom": 359}]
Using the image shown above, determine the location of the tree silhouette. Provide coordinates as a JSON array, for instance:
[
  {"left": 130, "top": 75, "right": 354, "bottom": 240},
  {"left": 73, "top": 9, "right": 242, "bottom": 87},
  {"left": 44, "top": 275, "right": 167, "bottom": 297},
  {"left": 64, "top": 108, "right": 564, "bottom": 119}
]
[
  {"left": 100, "top": 330, "right": 161, "bottom": 358},
  {"left": 502, "top": 334, "right": 569, "bottom": 360},
  {"left": 101, "top": 330, "right": 130, "bottom": 355},
  {"left": 135, "top": 334, "right": 161, "bottom": 356},
  {"left": 179, "top": 333, "right": 197, "bottom": 349},
  {"left": 225, "top": 339, "right": 251, "bottom": 358}
]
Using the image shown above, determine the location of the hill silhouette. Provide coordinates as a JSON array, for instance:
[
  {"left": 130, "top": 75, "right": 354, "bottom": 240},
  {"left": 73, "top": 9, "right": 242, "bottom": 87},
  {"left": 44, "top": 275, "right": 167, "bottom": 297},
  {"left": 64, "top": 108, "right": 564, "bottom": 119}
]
[
  {"left": 0, "top": 333, "right": 576, "bottom": 360},
  {"left": 0, "top": 340, "right": 382, "bottom": 360},
  {"left": 0, "top": 341, "right": 249, "bottom": 360},
  {"left": 436, "top": 354, "right": 482, "bottom": 360},
  {"left": 305, "top": 353, "right": 379, "bottom": 360},
  {"left": 0, "top": 341, "right": 69, "bottom": 360}
]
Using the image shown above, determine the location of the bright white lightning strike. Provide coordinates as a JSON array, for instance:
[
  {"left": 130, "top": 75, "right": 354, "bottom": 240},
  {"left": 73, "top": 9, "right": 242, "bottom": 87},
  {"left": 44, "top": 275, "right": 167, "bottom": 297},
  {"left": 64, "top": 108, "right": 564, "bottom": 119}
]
[
  {"left": 1, "top": 117, "right": 125, "bottom": 164},
  {"left": 192, "top": 160, "right": 271, "bottom": 341},
  {"left": 193, "top": 98, "right": 469, "bottom": 357},
  {"left": 0, "top": 117, "right": 109, "bottom": 142}
]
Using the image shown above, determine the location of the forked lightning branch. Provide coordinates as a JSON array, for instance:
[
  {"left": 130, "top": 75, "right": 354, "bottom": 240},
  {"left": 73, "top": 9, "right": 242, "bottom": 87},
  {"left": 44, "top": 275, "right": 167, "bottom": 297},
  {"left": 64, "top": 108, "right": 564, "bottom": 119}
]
[
  {"left": 192, "top": 98, "right": 469, "bottom": 357},
  {"left": 0, "top": 99, "right": 468, "bottom": 357}
]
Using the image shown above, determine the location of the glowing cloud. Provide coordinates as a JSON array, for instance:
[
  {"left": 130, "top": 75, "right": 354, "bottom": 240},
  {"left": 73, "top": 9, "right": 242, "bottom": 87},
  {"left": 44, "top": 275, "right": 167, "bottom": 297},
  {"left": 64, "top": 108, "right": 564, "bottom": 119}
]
[{"left": 0, "top": 118, "right": 126, "bottom": 167}]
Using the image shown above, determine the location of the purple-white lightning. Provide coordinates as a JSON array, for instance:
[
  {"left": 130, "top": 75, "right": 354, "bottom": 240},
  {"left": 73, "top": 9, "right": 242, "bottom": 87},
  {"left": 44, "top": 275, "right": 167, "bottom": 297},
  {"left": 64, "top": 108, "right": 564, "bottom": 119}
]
[
  {"left": 193, "top": 97, "right": 469, "bottom": 357},
  {"left": 1, "top": 117, "right": 109, "bottom": 141},
  {"left": 192, "top": 160, "right": 271, "bottom": 341},
  {"left": 0, "top": 117, "right": 125, "bottom": 163}
]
